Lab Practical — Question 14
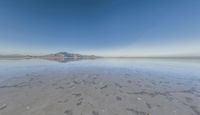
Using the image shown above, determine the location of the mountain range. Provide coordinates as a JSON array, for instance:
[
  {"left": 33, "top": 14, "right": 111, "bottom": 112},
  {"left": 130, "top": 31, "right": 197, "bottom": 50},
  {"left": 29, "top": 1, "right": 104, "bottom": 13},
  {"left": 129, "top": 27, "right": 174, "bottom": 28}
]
[
  {"left": 0, "top": 52, "right": 100, "bottom": 60},
  {"left": 40, "top": 52, "right": 99, "bottom": 60}
]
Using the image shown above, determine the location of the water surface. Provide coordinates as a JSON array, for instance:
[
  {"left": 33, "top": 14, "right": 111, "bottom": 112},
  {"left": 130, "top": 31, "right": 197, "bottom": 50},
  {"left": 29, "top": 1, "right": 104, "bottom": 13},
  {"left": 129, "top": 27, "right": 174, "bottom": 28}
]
[
  {"left": 0, "top": 58, "right": 200, "bottom": 115},
  {"left": 0, "top": 58, "right": 200, "bottom": 83}
]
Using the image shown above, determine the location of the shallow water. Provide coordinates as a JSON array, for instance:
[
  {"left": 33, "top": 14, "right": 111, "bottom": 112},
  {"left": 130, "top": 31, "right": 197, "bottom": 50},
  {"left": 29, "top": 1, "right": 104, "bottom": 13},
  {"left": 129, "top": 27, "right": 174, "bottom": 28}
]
[
  {"left": 0, "top": 58, "right": 200, "bottom": 83},
  {"left": 0, "top": 58, "right": 200, "bottom": 115}
]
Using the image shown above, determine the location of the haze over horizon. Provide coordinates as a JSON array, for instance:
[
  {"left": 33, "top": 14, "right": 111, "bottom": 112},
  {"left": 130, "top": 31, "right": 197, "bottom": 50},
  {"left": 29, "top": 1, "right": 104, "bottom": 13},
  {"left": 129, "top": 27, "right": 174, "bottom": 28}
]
[{"left": 0, "top": 0, "right": 200, "bottom": 57}]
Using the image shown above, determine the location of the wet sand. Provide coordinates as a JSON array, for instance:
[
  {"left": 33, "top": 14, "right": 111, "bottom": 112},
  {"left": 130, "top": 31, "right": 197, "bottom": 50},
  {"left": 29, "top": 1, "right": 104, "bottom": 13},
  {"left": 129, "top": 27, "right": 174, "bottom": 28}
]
[{"left": 0, "top": 59, "right": 200, "bottom": 115}]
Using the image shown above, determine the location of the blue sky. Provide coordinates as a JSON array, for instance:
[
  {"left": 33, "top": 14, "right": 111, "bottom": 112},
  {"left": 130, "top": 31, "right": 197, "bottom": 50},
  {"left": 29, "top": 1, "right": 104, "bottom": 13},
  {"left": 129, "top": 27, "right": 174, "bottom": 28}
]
[{"left": 0, "top": 0, "right": 200, "bottom": 56}]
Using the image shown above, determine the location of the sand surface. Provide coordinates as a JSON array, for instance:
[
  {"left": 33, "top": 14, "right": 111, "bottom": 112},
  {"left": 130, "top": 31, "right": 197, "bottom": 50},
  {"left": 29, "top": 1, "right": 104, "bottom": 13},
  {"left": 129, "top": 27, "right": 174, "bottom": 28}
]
[{"left": 0, "top": 59, "right": 200, "bottom": 115}]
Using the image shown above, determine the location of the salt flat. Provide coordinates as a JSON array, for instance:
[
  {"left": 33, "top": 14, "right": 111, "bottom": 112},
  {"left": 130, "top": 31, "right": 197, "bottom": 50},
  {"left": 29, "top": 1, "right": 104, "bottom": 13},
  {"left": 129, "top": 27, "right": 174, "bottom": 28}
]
[{"left": 0, "top": 59, "right": 200, "bottom": 115}]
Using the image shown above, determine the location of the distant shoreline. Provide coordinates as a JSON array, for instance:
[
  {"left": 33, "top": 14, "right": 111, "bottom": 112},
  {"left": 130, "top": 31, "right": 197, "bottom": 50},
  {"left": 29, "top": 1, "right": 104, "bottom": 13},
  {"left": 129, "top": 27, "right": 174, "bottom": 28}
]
[
  {"left": 0, "top": 56, "right": 200, "bottom": 59},
  {"left": 103, "top": 56, "right": 200, "bottom": 59},
  {"left": 0, "top": 56, "right": 200, "bottom": 60},
  {"left": 0, "top": 51, "right": 200, "bottom": 60}
]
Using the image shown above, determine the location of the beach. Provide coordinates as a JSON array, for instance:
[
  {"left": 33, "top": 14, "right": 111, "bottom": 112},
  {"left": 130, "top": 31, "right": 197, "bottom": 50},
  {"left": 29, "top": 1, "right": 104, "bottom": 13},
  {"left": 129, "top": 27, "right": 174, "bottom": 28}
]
[{"left": 0, "top": 59, "right": 200, "bottom": 115}]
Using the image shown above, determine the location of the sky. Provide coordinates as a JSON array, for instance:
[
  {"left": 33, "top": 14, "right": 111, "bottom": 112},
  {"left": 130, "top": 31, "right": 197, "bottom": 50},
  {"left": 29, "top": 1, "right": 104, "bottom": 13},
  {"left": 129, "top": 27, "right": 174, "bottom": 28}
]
[{"left": 0, "top": 0, "right": 200, "bottom": 57}]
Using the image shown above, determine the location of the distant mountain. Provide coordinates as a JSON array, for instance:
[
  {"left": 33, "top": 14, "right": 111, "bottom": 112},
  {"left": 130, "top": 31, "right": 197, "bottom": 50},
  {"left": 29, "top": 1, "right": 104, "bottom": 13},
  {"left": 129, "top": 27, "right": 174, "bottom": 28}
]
[
  {"left": 0, "top": 52, "right": 100, "bottom": 61},
  {"left": 40, "top": 52, "right": 100, "bottom": 60}
]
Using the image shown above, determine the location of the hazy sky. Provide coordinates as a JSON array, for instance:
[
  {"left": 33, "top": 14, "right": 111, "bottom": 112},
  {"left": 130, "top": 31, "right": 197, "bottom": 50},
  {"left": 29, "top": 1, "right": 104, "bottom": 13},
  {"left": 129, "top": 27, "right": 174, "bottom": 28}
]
[{"left": 0, "top": 0, "right": 200, "bottom": 56}]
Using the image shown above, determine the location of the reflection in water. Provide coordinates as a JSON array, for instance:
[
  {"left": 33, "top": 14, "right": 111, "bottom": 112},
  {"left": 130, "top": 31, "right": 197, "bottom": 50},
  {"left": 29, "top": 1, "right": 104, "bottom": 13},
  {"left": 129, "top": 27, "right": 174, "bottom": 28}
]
[{"left": 46, "top": 57, "right": 97, "bottom": 63}]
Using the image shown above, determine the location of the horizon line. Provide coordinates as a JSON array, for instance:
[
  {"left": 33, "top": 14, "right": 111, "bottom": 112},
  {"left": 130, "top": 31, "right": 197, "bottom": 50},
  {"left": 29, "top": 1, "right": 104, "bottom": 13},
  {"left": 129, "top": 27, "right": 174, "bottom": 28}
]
[{"left": 0, "top": 52, "right": 200, "bottom": 59}]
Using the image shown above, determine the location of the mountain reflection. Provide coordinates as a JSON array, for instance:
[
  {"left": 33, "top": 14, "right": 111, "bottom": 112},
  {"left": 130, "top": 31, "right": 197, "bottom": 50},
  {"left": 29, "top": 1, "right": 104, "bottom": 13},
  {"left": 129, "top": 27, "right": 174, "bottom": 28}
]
[{"left": 45, "top": 58, "right": 96, "bottom": 63}]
